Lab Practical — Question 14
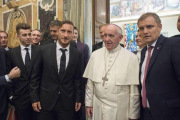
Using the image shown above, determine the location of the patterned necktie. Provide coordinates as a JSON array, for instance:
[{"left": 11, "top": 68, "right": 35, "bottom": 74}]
[
  {"left": 142, "top": 46, "right": 153, "bottom": 108},
  {"left": 59, "top": 48, "right": 67, "bottom": 79},
  {"left": 24, "top": 48, "right": 31, "bottom": 74}
]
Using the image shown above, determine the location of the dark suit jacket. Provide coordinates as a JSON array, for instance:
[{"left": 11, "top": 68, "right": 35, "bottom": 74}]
[
  {"left": 0, "top": 47, "right": 8, "bottom": 114},
  {"left": 139, "top": 35, "right": 180, "bottom": 120},
  {"left": 41, "top": 39, "right": 77, "bottom": 48},
  {"left": 6, "top": 45, "right": 38, "bottom": 109},
  {"left": 76, "top": 41, "right": 89, "bottom": 103},
  {"left": 30, "top": 43, "right": 82, "bottom": 110},
  {"left": 92, "top": 41, "right": 124, "bottom": 52},
  {"left": 171, "top": 34, "right": 180, "bottom": 38}
]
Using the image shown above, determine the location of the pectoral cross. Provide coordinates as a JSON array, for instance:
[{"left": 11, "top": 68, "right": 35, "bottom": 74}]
[{"left": 102, "top": 74, "right": 108, "bottom": 86}]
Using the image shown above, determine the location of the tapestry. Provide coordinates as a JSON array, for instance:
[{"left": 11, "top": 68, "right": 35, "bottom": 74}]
[{"left": 124, "top": 23, "right": 137, "bottom": 52}]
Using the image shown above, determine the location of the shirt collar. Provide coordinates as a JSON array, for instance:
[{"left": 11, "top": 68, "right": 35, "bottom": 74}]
[
  {"left": 20, "top": 44, "right": 31, "bottom": 50},
  {"left": 56, "top": 42, "right": 70, "bottom": 51}
]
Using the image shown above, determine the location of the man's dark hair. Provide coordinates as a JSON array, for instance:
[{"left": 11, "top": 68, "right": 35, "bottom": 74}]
[
  {"left": 49, "top": 20, "right": 61, "bottom": 28},
  {"left": 74, "top": 26, "right": 78, "bottom": 30},
  {"left": 0, "top": 31, "right": 8, "bottom": 37},
  {"left": 99, "top": 24, "right": 107, "bottom": 30},
  {"left": 138, "top": 12, "right": 161, "bottom": 25},
  {"left": 60, "top": 20, "right": 74, "bottom": 28},
  {"left": 16, "top": 23, "right": 31, "bottom": 35}
]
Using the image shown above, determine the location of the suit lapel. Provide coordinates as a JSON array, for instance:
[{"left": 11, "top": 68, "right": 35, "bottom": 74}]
[
  {"left": 30, "top": 45, "right": 37, "bottom": 73},
  {"left": 51, "top": 43, "right": 59, "bottom": 75},
  {"left": 16, "top": 46, "right": 29, "bottom": 76},
  {"left": 147, "top": 35, "right": 164, "bottom": 74}
]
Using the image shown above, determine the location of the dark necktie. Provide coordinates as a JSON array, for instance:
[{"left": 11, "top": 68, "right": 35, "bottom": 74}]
[
  {"left": 59, "top": 48, "right": 67, "bottom": 79},
  {"left": 24, "top": 48, "right": 31, "bottom": 74},
  {"left": 142, "top": 46, "right": 153, "bottom": 108}
]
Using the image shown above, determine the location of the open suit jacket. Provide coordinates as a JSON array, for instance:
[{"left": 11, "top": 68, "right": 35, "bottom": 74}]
[
  {"left": 0, "top": 47, "right": 8, "bottom": 114},
  {"left": 41, "top": 39, "right": 77, "bottom": 48},
  {"left": 139, "top": 35, "right": 180, "bottom": 120},
  {"left": 30, "top": 43, "right": 82, "bottom": 110},
  {"left": 6, "top": 45, "right": 38, "bottom": 109},
  {"left": 92, "top": 41, "right": 124, "bottom": 52}
]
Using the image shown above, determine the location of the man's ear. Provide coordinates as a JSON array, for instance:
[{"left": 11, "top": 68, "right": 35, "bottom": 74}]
[{"left": 119, "top": 35, "right": 123, "bottom": 42}]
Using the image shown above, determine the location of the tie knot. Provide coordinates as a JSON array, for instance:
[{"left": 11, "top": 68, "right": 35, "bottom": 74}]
[
  {"left": 148, "top": 46, "right": 153, "bottom": 51},
  {"left": 60, "top": 48, "right": 67, "bottom": 54},
  {"left": 24, "top": 48, "right": 29, "bottom": 52}
]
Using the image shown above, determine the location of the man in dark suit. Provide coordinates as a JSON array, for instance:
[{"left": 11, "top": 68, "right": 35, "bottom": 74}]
[
  {"left": 0, "top": 31, "right": 11, "bottom": 50},
  {"left": 138, "top": 13, "right": 180, "bottom": 120},
  {"left": 41, "top": 20, "right": 77, "bottom": 48},
  {"left": 31, "top": 20, "right": 82, "bottom": 120},
  {"left": 73, "top": 27, "right": 89, "bottom": 120},
  {"left": 0, "top": 47, "right": 20, "bottom": 120},
  {"left": 172, "top": 15, "right": 180, "bottom": 38},
  {"left": 6, "top": 23, "right": 38, "bottom": 120},
  {"left": 31, "top": 29, "right": 42, "bottom": 46},
  {"left": 92, "top": 24, "right": 124, "bottom": 52}
]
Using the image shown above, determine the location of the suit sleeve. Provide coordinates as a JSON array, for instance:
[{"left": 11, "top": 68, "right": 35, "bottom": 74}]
[
  {"left": 74, "top": 53, "right": 82, "bottom": 102},
  {"left": 30, "top": 48, "right": 42, "bottom": 103},
  {"left": 84, "top": 45, "right": 90, "bottom": 84},
  {"left": 0, "top": 76, "right": 7, "bottom": 85},
  {"left": 171, "top": 39, "right": 180, "bottom": 82},
  {"left": 6, "top": 51, "right": 14, "bottom": 98}
]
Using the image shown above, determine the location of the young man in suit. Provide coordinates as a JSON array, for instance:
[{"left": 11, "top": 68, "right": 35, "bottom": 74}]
[
  {"left": 6, "top": 23, "right": 38, "bottom": 120},
  {"left": 0, "top": 31, "right": 11, "bottom": 50},
  {"left": 41, "top": 20, "right": 77, "bottom": 48},
  {"left": 138, "top": 12, "right": 180, "bottom": 120},
  {"left": 0, "top": 47, "right": 20, "bottom": 120},
  {"left": 73, "top": 27, "right": 89, "bottom": 120},
  {"left": 31, "top": 20, "right": 82, "bottom": 120}
]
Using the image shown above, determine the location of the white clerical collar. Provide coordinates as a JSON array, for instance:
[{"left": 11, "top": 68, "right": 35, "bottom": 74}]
[
  {"left": 107, "top": 44, "right": 121, "bottom": 54},
  {"left": 20, "top": 44, "right": 31, "bottom": 50},
  {"left": 56, "top": 41, "right": 70, "bottom": 51}
]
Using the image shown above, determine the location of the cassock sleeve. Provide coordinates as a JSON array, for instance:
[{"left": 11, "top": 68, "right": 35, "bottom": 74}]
[
  {"left": 129, "top": 85, "right": 140, "bottom": 119},
  {"left": 85, "top": 79, "right": 94, "bottom": 107}
]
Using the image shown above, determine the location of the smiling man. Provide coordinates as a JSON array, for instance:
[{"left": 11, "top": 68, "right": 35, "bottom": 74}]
[
  {"left": 30, "top": 20, "right": 82, "bottom": 120},
  {"left": 84, "top": 24, "right": 140, "bottom": 120},
  {"left": 138, "top": 13, "right": 180, "bottom": 120},
  {"left": 6, "top": 23, "right": 38, "bottom": 120},
  {"left": 0, "top": 31, "right": 10, "bottom": 50},
  {"left": 31, "top": 29, "right": 42, "bottom": 46}
]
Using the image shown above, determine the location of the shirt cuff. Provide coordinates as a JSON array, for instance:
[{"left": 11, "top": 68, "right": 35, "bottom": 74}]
[{"left": 5, "top": 75, "right": 12, "bottom": 82}]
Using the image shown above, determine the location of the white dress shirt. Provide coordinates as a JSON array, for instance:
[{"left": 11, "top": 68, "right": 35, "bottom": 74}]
[
  {"left": 20, "top": 44, "right": 32, "bottom": 64},
  {"left": 141, "top": 40, "right": 157, "bottom": 107},
  {"left": 56, "top": 42, "right": 70, "bottom": 73}
]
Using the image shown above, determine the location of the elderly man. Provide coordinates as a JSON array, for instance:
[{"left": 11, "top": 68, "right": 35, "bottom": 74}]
[
  {"left": 0, "top": 31, "right": 10, "bottom": 50},
  {"left": 31, "top": 29, "right": 42, "bottom": 45},
  {"left": 84, "top": 24, "right": 140, "bottom": 120},
  {"left": 138, "top": 13, "right": 180, "bottom": 120}
]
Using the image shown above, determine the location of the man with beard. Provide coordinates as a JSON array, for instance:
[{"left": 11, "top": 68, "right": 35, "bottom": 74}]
[{"left": 31, "top": 20, "right": 82, "bottom": 120}]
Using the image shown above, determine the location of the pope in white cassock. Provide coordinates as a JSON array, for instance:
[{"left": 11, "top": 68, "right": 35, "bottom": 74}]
[{"left": 83, "top": 24, "right": 140, "bottom": 120}]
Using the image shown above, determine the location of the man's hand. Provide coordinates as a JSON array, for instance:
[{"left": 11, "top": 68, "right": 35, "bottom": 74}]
[
  {"left": 8, "top": 67, "right": 21, "bottom": 79},
  {"left": 75, "top": 102, "right": 81, "bottom": 111},
  {"left": 86, "top": 106, "right": 93, "bottom": 119},
  {"left": 32, "top": 102, "right": 41, "bottom": 112}
]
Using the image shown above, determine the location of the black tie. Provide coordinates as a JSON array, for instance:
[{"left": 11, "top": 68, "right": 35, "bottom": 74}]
[
  {"left": 24, "top": 48, "right": 31, "bottom": 74},
  {"left": 59, "top": 48, "right": 67, "bottom": 79}
]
